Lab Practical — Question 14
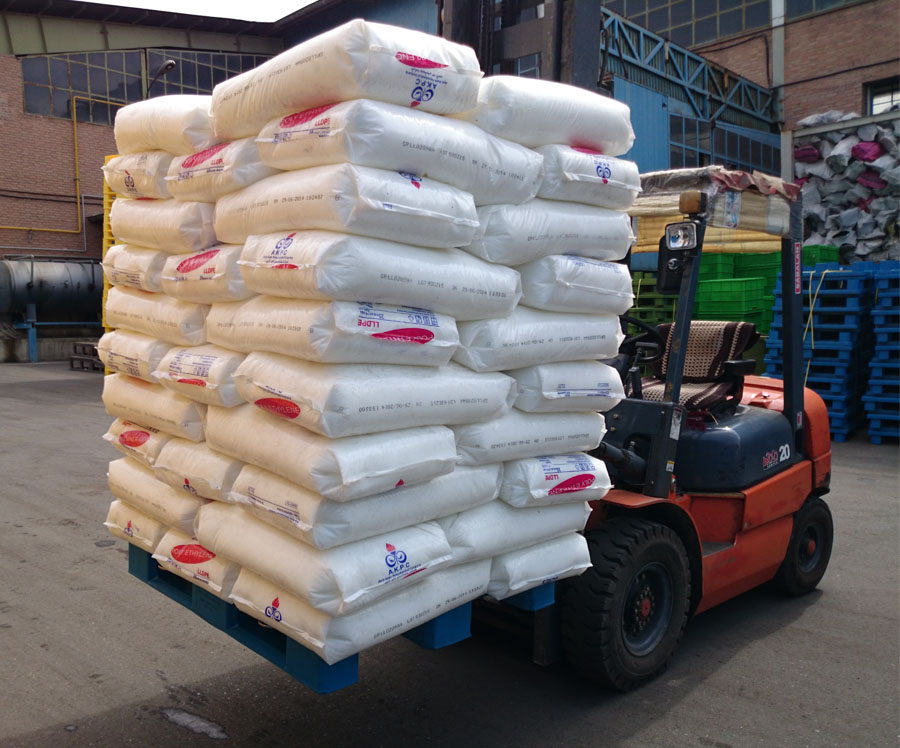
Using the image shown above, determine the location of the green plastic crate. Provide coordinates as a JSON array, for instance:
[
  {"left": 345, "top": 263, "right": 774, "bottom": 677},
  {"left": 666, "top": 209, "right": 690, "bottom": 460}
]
[
  {"left": 698, "top": 253, "right": 735, "bottom": 280},
  {"left": 696, "top": 277, "right": 767, "bottom": 304},
  {"left": 802, "top": 245, "right": 839, "bottom": 267},
  {"left": 734, "top": 252, "right": 780, "bottom": 271}
]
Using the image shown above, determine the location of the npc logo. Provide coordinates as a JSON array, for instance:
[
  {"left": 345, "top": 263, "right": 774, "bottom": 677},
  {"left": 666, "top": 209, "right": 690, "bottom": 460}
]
[
  {"left": 398, "top": 171, "right": 422, "bottom": 189},
  {"left": 123, "top": 170, "right": 136, "bottom": 193},
  {"left": 275, "top": 232, "right": 296, "bottom": 251},
  {"left": 265, "top": 597, "right": 283, "bottom": 622},
  {"left": 384, "top": 542, "right": 409, "bottom": 573}
]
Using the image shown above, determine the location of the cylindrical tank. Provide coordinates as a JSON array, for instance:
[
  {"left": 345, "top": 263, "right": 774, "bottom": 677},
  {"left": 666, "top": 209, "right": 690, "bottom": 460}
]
[{"left": 0, "top": 259, "right": 102, "bottom": 321}]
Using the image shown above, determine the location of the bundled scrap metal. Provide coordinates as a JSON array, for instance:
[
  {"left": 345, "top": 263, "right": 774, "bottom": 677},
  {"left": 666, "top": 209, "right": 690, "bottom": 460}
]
[{"left": 793, "top": 110, "right": 900, "bottom": 262}]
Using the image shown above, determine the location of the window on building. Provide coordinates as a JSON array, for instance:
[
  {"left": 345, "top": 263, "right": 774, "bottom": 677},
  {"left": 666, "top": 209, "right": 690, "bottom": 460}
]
[
  {"left": 671, "top": 114, "right": 779, "bottom": 174},
  {"left": 21, "top": 49, "right": 270, "bottom": 126},
  {"left": 867, "top": 77, "right": 900, "bottom": 115},
  {"left": 515, "top": 53, "right": 541, "bottom": 78},
  {"left": 786, "top": 0, "right": 867, "bottom": 20}
]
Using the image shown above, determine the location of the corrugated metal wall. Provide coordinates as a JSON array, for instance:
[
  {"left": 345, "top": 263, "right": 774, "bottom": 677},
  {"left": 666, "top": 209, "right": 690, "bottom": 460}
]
[{"left": 614, "top": 78, "right": 670, "bottom": 172}]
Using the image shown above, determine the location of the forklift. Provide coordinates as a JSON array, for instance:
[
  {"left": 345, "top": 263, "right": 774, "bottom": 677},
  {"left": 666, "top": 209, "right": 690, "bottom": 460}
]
[{"left": 559, "top": 189, "right": 834, "bottom": 691}]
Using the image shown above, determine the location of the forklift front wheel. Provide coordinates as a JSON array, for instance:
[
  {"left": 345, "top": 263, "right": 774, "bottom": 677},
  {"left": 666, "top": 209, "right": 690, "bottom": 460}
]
[
  {"left": 774, "top": 497, "right": 834, "bottom": 596},
  {"left": 559, "top": 517, "right": 691, "bottom": 691}
]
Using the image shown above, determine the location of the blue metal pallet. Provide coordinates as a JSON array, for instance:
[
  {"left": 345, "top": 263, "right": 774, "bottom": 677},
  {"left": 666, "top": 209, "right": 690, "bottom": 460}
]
[
  {"left": 872, "top": 347, "right": 900, "bottom": 362},
  {"left": 868, "top": 428, "right": 900, "bottom": 444},
  {"left": 870, "top": 360, "right": 900, "bottom": 379},
  {"left": 127, "top": 545, "right": 501, "bottom": 694},
  {"left": 817, "top": 393, "right": 866, "bottom": 416},
  {"left": 766, "top": 328, "right": 867, "bottom": 351},
  {"left": 862, "top": 395, "right": 900, "bottom": 414},
  {"left": 872, "top": 308, "right": 900, "bottom": 327},
  {"left": 874, "top": 329, "right": 900, "bottom": 348},
  {"left": 866, "top": 379, "right": 900, "bottom": 397},
  {"left": 771, "top": 309, "right": 873, "bottom": 329}
]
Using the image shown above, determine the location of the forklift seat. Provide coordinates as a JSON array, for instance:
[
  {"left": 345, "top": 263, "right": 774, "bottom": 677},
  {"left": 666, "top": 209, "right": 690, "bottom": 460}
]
[{"left": 640, "top": 321, "right": 760, "bottom": 412}]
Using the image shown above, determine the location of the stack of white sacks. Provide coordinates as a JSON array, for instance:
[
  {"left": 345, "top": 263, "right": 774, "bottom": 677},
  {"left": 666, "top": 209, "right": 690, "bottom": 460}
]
[{"left": 100, "top": 20, "right": 640, "bottom": 666}]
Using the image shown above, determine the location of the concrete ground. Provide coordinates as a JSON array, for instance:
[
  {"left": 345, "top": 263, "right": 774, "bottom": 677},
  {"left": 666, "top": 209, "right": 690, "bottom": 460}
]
[{"left": 0, "top": 362, "right": 897, "bottom": 748}]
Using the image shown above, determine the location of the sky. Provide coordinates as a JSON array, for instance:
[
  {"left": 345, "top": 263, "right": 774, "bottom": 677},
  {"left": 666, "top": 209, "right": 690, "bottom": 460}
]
[{"left": 80, "top": 0, "right": 320, "bottom": 23}]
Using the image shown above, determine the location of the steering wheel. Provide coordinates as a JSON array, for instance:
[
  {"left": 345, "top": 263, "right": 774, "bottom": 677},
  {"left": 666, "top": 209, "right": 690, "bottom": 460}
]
[{"left": 618, "top": 315, "right": 666, "bottom": 366}]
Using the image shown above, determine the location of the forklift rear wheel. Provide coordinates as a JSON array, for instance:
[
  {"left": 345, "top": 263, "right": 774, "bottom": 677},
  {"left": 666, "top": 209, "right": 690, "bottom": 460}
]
[
  {"left": 559, "top": 517, "right": 690, "bottom": 691},
  {"left": 774, "top": 497, "right": 833, "bottom": 596}
]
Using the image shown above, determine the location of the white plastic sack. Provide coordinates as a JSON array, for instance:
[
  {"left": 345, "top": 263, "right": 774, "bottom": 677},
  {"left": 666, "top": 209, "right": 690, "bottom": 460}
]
[
  {"left": 102, "top": 151, "right": 174, "bottom": 199},
  {"left": 256, "top": 98, "right": 542, "bottom": 205},
  {"left": 238, "top": 232, "right": 521, "bottom": 320},
  {"left": 102, "top": 373, "right": 206, "bottom": 442},
  {"left": 114, "top": 95, "right": 215, "bottom": 156},
  {"left": 211, "top": 20, "right": 482, "bottom": 140},
  {"left": 104, "top": 499, "right": 168, "bottom": 553},
  {"left": 438, "top": 500, "right": 590, "bottom": 563},
  {"left": 160, "top": 244, "right": 254, "bottom": 303},
  {"left": 166, "top": 138, "right": 279, "bottom": 202},
  {"left": 97, "top": 330, "right": 171, "bottom": 382},
  {"left": 107, "top": 457, "right": 207, "bottom": 535},
  {"left": 518, "top": 255, "right": 634, "bottom": 314},
  {"left": 153, "top": 439, "right": 244, "bottom": 501},
  {"left": 102, "top": 244, "right": 167, "bottom": 292},
  {"left": 232, "top": 462, "right": 501, "bottom": 550},
  {"left": 213, "top": 164, "right": 478, "bottom": 249},
  {"left": 453, "top": 75, "right": 634, "bottom": 154},
  {"left": 196, "top": 501, "right": 451, "bottom": 615},
  {"left": 453, "top": 306, "right": 623, "bottom": 372},
  {"left": 103, "top": 418, "right": 173, "bottom": 468},
  {"left": 229, "top": 559, "right": 491, "bottom": 665},
  {"left": 508, "top": 360, "right": 625, "bottom": 413},
  {"left": 153, "top": 529, "right": 241, "bottom": 600},
  {"left": 535, "top": 145, "right": 640, "bottom": 209},
  {"left": 500, "top": 453, "right": 611, "bottom": 507},
  {"left": 105, "top": 286, "right": 207, "bottom": 346},
  {"left": 109, "top": 198, "right": 216, "bottom": 254},
  {"left": 487, "top": 533, "right": 591, "bottom": 600},
  {"left": 206, "top": 404, "right": 457, "bottom": 501},
  {"left": 453, "top": 409, "right": 606, "bottom": 466},
  {"left": 152, "top": 344, "right": 245, "bottom": 407},
  {"left": 466, "top": 199, "right": 634, "bottom": 266},
  {"left": 233, "top": 353, "right": 515, "bottom": 438},
  {"left": 207, "top": 297, "right": 458, "bottom": 366}
]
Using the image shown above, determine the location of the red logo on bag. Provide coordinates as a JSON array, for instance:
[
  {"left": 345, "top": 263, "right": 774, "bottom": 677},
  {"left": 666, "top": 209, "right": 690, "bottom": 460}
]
[
  {"left": 386, "top": 543, "right": 396, "bottom": 552},
  {"left": 272, "top": 597, "right": 280, "bottom": 608},
  {"left": 176, "top": 378, "right": 207, "bottom": 387},
  {"left": 371, "top": 328, "right": 434, "bottom": 344},
  {"left": 171, "top": 544, "right": 215, "bottom": 564},
  {"left": 176, "top": 248, "right": 220, "bottom": 274},
  {"left": 395, "top": 479, "right": 405, "bottom": 488},
  {"left": 180, "top": 143, "right": 229, "bottom": 169},
  {"left": 119, "top": 430, "right": 150, "bottom": 447},
  {"left": 395, "top": 51, "right": 447, "bottom": 69},
  {"left": 572, "top": 146, "right": 603, "bottom": 155},
  {"left": 272, "top": 264, "right": 299, "bottom": 270},
  {"left": 279, "top": 104, "right": 335, "bottom": 129},
  {"left": 548, "top": 474, "right": 595, "bottom": 495},
  {"left": 255, "top": 398, "right": 301, "bottom": 419}
]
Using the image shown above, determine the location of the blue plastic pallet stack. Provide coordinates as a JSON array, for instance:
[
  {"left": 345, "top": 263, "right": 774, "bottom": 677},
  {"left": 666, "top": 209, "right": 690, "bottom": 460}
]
[
  {"left": 765, "top": 262, "right": 877, "bottom": 442},
  {"left": 862, "top": 262, "right": 900, "bottom": 444}
]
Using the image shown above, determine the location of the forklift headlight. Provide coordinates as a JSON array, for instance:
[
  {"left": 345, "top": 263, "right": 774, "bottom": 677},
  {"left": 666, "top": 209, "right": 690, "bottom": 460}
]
[{"left": 665, "top": 222, "right": 697, "bottom": 251}]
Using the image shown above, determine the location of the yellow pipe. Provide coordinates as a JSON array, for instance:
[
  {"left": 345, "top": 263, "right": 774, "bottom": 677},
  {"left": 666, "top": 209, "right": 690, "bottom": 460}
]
[{"left": 0, "top": 94, "right": 120, "bottom": 234}]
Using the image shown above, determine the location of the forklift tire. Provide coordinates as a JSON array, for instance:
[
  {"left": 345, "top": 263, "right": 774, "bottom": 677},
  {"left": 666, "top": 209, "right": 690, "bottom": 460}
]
[
  {"left": 774, "top": 497, "right": 833, "bottom": 597},
  {"left": 559, "top": 517, "right": 691, "bottom": 692}
]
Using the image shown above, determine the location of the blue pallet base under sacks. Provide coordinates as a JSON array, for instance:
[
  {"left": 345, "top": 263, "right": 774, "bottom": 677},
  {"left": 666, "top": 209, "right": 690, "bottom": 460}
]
[
  {"left": 127, "top": 545, "right": 509, "bottom": 694},
  {"left": 869, "top": 429, "right": 900, "bottom": 444}
]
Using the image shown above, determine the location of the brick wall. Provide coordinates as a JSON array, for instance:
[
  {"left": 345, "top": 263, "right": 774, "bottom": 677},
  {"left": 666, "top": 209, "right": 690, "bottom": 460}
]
[
  {"left": 695, "top": 0, "right": 900, "bottom": 130},
  {"left": 0, "top": 53, "right": 115, "bottom": 258}
]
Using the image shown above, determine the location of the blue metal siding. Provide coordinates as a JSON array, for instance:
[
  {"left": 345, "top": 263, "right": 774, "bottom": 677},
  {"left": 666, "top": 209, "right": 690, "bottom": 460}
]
[{"left": 614, "top": 78, "right": 669, "bottom": 173}]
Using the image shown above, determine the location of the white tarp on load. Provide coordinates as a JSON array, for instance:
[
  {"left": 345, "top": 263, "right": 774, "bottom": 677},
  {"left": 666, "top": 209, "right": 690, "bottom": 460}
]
[
  {"left": 109, "top": 198, "right": 216, "bottom": 254},
  {"left": 233, "top": 353, "right": 516, "bottom": 437},
  {"left": 114, "top": 95, "right": 215, "bottom": 156},
  {"left": 207, "top": 297, "right": 459, "bottom": 366},
  {"left": 256, "top": 98, "right": 542, "bottom": 205},
  {"left": 499, "top": 453, "right": 612, "bottom": 507},
  {"left": 453, "top": 409, "right": 606, "bottom": 466},
  {"left": 107, "top": 457, "right": 207, "bottom": 535},
  {"left": 213, "top": 164, "right": 478, "bottom": 249},
  {"left": 231, "top": 462, "right": 501, "bottom": 549},
  {"left": 453, "top": 306, "right": 622, "bottom": 372},
  {"left": 211, "top": 19, "right": 483, "bottom": 139},
  {"left": 105, "top": 286, "right": 208, "bottom": 347},
  {"left": 507, "top": 360, "right": 626, "bottom": 413},
  {"left": 152, "top": 344, "right": 245, "bottom": 407},
  {"left": 238, "top": 232, "right": 522, "bottom": 320},
  {"left": 518, "top": 255, "right": 634, "bottom": 314},
  {"left": 153, "top": 439, "right": 244, "bottom": 501},
  {"left": 229, "top": 559, "right": 491, "bottom": 664},
  {"left": 206, "top": 404, "right": 457, "bottom": 501},
  {"left": 195, "top": 501, "right": 452, "bottom": 615},
  {"left": 102, "top": 373, "right": 206, "bottom": 442},
  {"left": 453, "top": 75, "right": 634, "bottom": 155},
  {"left": 166, "top": 138, "right": 279, "bottom": 202},
  {"left": 466, "top": 199, "right": 635, "bottom": 266},
  {"left": 97, "top": 330, "right": 171, "bottom": 382}
]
